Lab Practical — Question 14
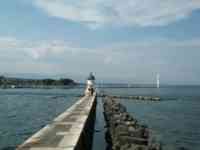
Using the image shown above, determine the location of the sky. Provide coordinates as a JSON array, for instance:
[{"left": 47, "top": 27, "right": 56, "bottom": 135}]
[{"left": 0, "top": 0, "right": 200, "bottom": 84}]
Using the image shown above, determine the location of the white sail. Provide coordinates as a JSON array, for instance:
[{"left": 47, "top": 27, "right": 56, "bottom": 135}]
[{"left": 157, "top": 74, "right": 160, "bottom": 88}]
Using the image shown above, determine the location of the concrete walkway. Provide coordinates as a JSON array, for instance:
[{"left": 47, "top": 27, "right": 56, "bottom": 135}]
[{"left": 17, "top": 94, "right": 97, "bottom": 150}]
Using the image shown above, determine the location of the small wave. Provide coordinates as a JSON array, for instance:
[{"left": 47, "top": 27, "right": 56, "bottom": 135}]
[
  {"left": 1, "top": 146, "right": 16, "bottom": 150},
  {"left": 178, "top": 146, "right": 189, "bottom": 150},
  {"left": 16, "top": 131, "right": 33, "bottom": 136},
  {"left": 50, "top": 95, "right": 65, "bottom": 99},
  {"left": 7, "top": 114, "right": 17, "bottom": 119}
]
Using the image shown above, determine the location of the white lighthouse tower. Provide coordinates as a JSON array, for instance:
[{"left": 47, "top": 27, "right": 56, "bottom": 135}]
[{"left": 85, "top": 72, "right": 95, "bottom": 96}]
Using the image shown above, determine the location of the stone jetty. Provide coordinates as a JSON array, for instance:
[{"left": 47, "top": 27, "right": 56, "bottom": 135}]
[
  {"left": 103, "top": 96, "right": 161, "bottom": 150},
  {"left": 17, "top": 94, "right": 97, "bottom": 150}
]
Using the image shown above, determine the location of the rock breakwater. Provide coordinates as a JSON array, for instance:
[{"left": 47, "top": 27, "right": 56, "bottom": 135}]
[
  {"left": 103, "top": 96, "right": 161, "bottom": 150},
  {"left": 99, "top": 94, "right": 161, "bottom": 101}
]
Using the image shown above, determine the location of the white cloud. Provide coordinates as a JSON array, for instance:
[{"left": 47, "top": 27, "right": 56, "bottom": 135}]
[
  {"left": 0, "top": 37, "right": 83, "bottom": 60},
  {"left": 104, "top": 55, "right": 113, "bottom": 64},
  {"left": 1, "top": 36, "right": 200, "bottom": 62},
  {"left": 33, "top": 0, "right": 200, "bottom": 28},
  {"left": 1, "top": 36, "right": 200, "bottom": 83}
]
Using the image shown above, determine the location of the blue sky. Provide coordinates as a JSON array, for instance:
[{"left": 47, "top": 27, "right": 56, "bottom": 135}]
[{"left": 0, "top": 0, "right": 200, "bottom": 84}]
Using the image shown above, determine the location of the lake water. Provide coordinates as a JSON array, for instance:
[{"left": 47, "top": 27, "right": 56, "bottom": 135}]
[
  {"left": 0, "top": 88, "right": 83, "bottom": 149},
  {"left": 0, "top": 87, "right": 200, "bottom": 150},
  {"left": 93, "top": 87, "right": 200, "bottom": 150}
]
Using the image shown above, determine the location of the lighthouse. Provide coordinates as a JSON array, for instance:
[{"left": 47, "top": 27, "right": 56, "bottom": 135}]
[{"left": 85, "top": 72, "right": 95, "bottom": 96}]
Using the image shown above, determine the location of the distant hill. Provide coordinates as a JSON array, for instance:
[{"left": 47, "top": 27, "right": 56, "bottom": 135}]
[{"left": 0, "top": 76, "right": 77, "bottom": 88}]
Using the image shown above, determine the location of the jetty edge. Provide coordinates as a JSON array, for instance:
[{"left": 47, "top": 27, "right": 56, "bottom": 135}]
[{"left": 17, "top": 93, "right": 97, "bottom": 150}]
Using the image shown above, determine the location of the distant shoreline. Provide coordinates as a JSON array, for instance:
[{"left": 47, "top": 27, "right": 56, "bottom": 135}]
[
  {"left": 0, "top": 76, "right": 77, "bottom": 89},
  {"left": 1, "top": 75, "right": 200, "bottom": 89}
]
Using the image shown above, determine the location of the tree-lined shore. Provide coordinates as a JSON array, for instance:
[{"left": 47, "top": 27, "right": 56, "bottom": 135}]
[{"left": 0, "top": 76, "right": 76, "bottom": 88}]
